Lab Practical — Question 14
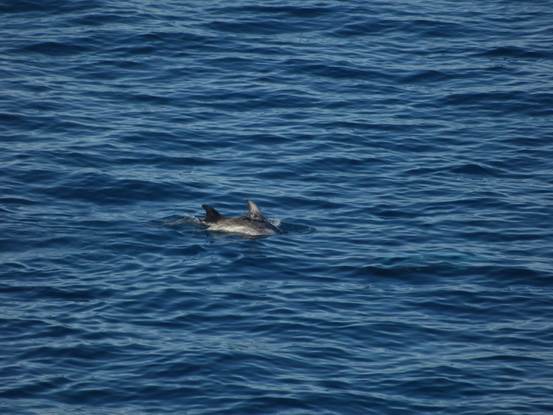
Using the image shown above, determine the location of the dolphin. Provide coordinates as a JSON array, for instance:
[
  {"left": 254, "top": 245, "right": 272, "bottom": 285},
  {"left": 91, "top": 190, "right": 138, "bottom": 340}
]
[{"left": 201, "top": 200, "right": 283, "bottom": 236}]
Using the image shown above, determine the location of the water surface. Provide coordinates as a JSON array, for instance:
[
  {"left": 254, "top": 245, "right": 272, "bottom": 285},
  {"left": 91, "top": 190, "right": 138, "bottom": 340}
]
[{"left": 1, "top": 0, "right": 553, "bottom": 414}]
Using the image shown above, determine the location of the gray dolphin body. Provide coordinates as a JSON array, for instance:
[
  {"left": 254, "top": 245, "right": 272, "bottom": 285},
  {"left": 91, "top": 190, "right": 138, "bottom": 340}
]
[{"left": 201, "top": 200, "right": 283, "bottom": 236}]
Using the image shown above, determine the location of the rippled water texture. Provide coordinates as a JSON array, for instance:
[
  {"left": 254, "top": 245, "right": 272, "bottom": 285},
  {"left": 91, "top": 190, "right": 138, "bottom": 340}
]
[{"left": 1, "top": 0, "right": 553, "bottom": 414}]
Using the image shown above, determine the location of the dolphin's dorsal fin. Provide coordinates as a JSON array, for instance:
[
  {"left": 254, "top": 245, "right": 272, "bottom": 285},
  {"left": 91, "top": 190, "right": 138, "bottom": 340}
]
[
  {"left": 202, "top": 205, "right": 224, "bottom": 223},
  {"left": 246, "top": 200, "right": 264, "bottom": 220}
]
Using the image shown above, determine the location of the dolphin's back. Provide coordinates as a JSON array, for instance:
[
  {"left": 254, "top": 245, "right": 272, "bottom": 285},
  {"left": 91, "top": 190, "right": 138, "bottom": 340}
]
[{"left": 201, "top": 200, "right": 283, "bottom": 235}]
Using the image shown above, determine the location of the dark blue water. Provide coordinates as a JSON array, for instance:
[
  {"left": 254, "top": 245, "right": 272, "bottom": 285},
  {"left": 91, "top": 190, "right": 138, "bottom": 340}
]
[{"left": 2, "top": 0, "right": 553, "bottom": 414}]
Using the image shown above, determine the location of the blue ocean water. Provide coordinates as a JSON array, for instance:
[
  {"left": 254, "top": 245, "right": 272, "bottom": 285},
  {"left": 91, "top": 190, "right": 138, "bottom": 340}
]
[{"left": 1, "top": 0, "right": 553, "bottom": 413}]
